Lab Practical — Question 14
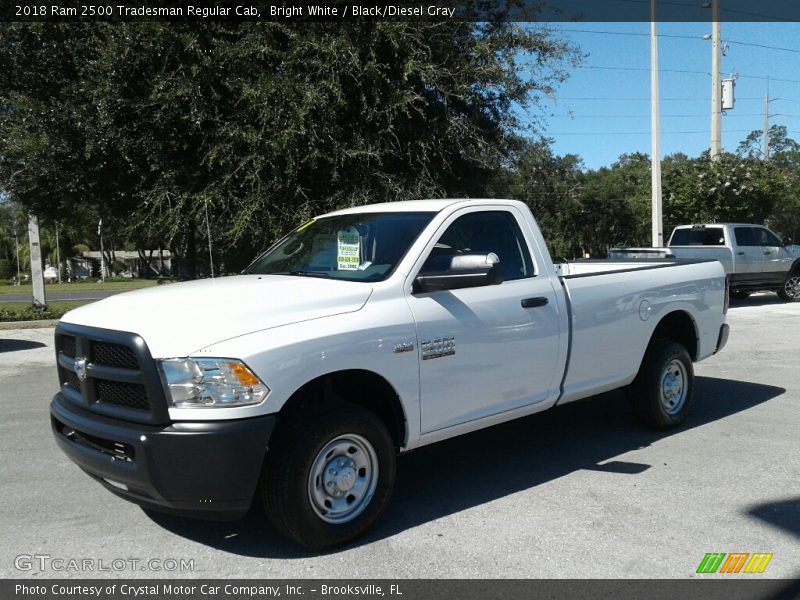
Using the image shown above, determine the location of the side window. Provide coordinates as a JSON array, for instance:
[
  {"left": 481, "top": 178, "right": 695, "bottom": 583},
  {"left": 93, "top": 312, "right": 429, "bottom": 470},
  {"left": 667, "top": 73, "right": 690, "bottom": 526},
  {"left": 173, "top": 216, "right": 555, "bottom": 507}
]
[
  {"left": 735, "top": 227, "right": 755, "bottom": 247},
  {"left": 702, "top": 228, "right": 725, "bottom": 245},
  {"left": 671, "top": 227, "right": 724, "bottom": 245},
  {"left": 756, "top": 227, "right": 781, "bottom": 247},
  {"left": 421, "top": 211, "right": 534, "bottom": 281}
]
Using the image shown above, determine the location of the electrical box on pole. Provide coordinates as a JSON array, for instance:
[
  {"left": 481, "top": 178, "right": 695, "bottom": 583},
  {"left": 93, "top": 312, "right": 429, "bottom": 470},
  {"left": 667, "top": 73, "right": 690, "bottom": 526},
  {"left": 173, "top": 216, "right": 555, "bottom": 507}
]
[{"left": 721, "top": 78, "right": 735, "bottom": 110}]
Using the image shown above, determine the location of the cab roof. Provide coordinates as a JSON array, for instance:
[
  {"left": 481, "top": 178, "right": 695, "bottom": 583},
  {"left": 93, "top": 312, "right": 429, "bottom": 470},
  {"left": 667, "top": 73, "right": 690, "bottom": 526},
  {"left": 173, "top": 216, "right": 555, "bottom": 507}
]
[{"left": 324, "top": 199, "right": 524, "bottom": 217}]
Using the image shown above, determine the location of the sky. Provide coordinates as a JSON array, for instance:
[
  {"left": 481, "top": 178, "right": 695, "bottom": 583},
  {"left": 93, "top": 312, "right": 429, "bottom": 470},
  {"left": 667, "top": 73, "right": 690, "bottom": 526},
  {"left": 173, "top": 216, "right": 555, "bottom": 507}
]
[{"left": 527, "top": 21, "right": 800, "bottom": 170}]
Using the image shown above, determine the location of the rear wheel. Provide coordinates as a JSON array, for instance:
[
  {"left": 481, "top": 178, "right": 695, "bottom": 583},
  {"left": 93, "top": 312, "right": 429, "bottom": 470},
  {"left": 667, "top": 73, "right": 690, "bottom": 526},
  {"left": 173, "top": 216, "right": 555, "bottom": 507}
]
[
  {"left": 260, "top": 403, "right": 395, "bottom": 549},
  {"left": 778, "top": 273, "right": 800, "bottom": 302},
  {"left": 627, "top": 339, "right": 694, "bottom": 429}
]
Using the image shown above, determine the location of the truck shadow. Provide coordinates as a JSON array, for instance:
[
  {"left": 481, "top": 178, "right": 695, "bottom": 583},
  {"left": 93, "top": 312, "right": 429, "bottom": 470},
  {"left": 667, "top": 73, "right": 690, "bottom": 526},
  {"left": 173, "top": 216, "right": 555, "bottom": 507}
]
[
  {"left": 144, "top": 376, "right": 784, "bottom": 558},
  {"left": 747, "top": 496, "right": 800, "bottom": 538},
  {"left": 746, "top": 497, "right": 800, "bottom": 598},
  {"left": 729, "top": 293, "right": 783, "bottom": 307},
  {"left": 0, "top": 339, "right": 47, "bottom": 353}
]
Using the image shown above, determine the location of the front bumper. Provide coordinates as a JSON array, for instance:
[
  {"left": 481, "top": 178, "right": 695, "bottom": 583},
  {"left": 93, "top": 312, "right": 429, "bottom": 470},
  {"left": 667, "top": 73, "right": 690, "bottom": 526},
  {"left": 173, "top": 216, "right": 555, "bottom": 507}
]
[{"left": 50, "top": 392, "right": 275, "bottom": 519}]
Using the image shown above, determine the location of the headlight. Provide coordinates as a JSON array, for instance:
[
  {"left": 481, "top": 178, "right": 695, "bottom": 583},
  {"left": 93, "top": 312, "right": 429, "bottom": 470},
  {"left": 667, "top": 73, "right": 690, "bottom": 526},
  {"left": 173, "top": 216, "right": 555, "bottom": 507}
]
[{"left": 158, "top": 358, "right": 269, "bottom": 408}]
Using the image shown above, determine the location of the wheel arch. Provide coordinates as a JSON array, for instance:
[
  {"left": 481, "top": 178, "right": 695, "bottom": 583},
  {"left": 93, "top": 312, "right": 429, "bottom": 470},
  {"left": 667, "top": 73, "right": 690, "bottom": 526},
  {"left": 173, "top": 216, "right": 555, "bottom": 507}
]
[
  {"left": 277, "top": 369, "right": 407, "bottom": 450},
  {"left": 650, "top": 310, "right": 699, "bottom": 361}
]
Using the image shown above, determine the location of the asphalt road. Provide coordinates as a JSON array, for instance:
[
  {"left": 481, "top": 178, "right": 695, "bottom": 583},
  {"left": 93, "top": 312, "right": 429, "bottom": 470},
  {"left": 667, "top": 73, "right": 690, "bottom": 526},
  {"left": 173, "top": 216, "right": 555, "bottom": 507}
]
[
  {"left": 1, "top": 295, "right": 798, "bottom": 579},
  {"left": 0, "top": 290, "right": 123, "bottom": 303}
]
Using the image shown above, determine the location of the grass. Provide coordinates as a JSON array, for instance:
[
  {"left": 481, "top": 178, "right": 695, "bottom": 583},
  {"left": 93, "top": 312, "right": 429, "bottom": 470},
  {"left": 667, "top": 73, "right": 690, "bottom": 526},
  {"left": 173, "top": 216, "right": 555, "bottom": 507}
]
[
  {"left": 0, "top": 280, "right": 158, "bottom": 295},
  {"left": 0, "top": 300, "right": 92, "bottom": 322}
]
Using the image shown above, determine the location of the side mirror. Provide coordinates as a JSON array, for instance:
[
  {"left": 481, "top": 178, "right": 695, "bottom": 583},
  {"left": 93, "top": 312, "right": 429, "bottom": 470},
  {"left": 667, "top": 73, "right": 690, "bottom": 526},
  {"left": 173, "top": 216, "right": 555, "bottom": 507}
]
[
  {"left": 783, "top": 237, "right": 793, "bottom": 247},
  {"left": 413, "top": 253, "right": 503, "bottom": 293}
]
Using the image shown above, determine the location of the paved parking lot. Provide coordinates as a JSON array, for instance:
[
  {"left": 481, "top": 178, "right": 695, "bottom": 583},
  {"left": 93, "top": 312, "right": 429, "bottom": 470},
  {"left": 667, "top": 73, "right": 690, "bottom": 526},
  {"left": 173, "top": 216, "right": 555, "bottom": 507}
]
[{"left": 1, "top": 295, "right": 798, "bottom": 579}]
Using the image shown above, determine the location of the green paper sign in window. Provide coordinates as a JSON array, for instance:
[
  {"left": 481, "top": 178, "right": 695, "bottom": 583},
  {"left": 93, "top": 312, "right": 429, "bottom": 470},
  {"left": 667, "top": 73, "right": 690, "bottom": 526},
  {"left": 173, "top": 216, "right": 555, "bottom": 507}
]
[{"left": 337, "top": 227, "right": 361, "bottom": 270}]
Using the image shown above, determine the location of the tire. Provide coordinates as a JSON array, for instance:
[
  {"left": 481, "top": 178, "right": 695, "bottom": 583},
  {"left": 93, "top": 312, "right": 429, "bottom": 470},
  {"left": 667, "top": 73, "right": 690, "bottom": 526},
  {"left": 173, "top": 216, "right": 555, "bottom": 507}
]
[
  {"left": 627, "top": 339, "right": 694, "bottom": 430},
  {"left": 260, "top": 403, "right": 395, "bottom": 549},
  {"left": 778, "top": 272, "right": 800, "bottom": 302}
]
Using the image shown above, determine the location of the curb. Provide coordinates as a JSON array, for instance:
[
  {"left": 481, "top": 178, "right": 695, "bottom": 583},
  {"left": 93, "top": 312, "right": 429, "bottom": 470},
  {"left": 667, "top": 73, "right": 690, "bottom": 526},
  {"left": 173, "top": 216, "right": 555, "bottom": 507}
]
[{"left": 0, "top": 319, "right": 59, "bottom": 330}]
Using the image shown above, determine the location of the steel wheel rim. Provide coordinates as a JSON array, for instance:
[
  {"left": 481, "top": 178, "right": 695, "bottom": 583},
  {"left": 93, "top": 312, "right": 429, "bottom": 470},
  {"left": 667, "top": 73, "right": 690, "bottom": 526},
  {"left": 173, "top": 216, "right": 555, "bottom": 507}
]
[
  {"left": 308, "top": 434, "right": 379, "bottom": 524},
  {"left": 785, "top": 276, "right": 800, "bottom": 299},
  {"left": 660, "top": 359, "right": 688, "bottom": 416}
]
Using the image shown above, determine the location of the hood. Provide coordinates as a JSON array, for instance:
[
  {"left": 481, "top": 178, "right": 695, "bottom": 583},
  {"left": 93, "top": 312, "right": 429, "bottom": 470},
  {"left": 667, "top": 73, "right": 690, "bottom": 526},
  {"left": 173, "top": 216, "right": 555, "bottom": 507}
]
[{"left": 60, "top": 275, "right": 373, "bottom": 357}]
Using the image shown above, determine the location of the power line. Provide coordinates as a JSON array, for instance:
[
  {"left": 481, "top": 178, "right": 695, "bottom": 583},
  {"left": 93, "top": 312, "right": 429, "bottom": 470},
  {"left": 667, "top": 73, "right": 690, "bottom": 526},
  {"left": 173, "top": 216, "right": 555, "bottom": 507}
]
[
  {"left": 581, "top": 65, "right": 710, "bottom": 75},
  {"left": 727, "top": 40, "right": 800, "bottom": 55},
  {"left": 579, "top": 65, "right": 800, "bottom": 85},
  {"left": 557, "top": 96, "right": 692, "bottom": 100},
  {"left": 548, "top": 113, "right": 766, "bottom": 118},
  {"left": 559, "top": 28, "right": 699, "bottom": 41},
  {"left": 608, "top": 0, "right": 793, "bottom": 20},
  {"left": 736, "top": 74, "right": 800, "bottom": 84},
  {"left": 543, "top": 129, "right": 756, "bottom": 136},
  {"left": 558, "top": 28, "right": 800, "bottom": 54},
  {"left": 555, "top": 96, "right": 766, "bottom": 101},
  {"left": 721, "top": 7, "right": 794, "bottom": 21}
]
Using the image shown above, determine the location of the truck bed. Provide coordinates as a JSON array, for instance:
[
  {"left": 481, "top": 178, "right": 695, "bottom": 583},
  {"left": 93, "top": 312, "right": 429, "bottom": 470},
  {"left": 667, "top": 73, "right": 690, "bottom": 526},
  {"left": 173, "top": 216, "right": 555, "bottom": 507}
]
[{"left": 555, "top": 259, "right": 727, "bottom": 404}]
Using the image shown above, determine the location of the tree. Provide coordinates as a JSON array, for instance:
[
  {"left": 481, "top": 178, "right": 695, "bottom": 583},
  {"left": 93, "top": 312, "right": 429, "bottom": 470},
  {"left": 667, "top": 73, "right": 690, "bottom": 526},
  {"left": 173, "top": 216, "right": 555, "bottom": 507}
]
[
  {"left": 737, "top": 124, "right": 800, "bottom": 161},
  {"left": 497, "top": 137, "right": 586, "bottom": 258},
  {"left": 576, "top": 153, "right": 651, "bottom": 255},
  {"left": 0, "top": 21, "right": 580, "bottom": 275}
]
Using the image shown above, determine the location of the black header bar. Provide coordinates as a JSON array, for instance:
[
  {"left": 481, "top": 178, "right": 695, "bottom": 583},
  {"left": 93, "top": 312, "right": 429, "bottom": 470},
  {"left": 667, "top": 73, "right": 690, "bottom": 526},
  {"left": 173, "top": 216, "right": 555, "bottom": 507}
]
[{"left": 4, "top": 0, "right": 800, "bottom": 22}]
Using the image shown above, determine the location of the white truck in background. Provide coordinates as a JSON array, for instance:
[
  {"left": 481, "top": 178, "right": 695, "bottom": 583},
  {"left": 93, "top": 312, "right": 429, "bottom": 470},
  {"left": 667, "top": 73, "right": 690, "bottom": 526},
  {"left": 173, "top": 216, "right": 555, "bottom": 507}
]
[
  {"left": 51, "top": 199, "right": 729, "bottom": 549},
  {"left": 610, "top": 223, "right": 800, "bottom": 301}
]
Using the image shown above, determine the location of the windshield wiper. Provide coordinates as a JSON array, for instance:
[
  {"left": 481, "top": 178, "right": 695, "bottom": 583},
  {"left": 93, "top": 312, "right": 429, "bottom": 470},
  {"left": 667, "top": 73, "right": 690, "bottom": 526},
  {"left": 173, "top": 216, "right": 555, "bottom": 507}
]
[{"left": 270, "top": 270, "right": 331, "bottom": 278}]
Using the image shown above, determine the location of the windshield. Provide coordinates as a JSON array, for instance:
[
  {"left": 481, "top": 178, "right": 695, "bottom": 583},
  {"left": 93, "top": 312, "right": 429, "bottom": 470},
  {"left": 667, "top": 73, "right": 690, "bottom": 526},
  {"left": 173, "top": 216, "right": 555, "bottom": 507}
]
[{"left": 244, "top": 212, "right": 435, "bottom": 281}]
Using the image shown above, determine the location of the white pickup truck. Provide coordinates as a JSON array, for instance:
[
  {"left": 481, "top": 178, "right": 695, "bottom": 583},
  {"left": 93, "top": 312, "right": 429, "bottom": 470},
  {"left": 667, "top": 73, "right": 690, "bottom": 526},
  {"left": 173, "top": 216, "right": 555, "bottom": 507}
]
[
  {"left": 50, "top": 199, "right": 729, "bottom": 549},
  {"left": 610, "top": 223, "right": 800, "bottom": 301}
]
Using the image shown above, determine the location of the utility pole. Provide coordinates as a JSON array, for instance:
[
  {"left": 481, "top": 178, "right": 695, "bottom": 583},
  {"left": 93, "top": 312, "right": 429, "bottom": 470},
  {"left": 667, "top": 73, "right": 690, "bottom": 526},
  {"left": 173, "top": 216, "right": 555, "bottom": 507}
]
[
  {"left": 764, "top": 93, "right": 775, "bottom": 160},
  {"left": 764, "top": 94, "right": 769, "bottom": 160},
  {"left": 709, "top": 0, "right": 722, "bottom": 159},
  {"left": 55, "top": 220, "right": 62, "bottom": 284},
  {"left": 13, "top": 223, "right": 21, "bottom": 285},
  {"left": 28, "top": 214, "right": 46, "bottom": 308},
  {"left": 98, "top": 219, "right": 106, "bottom": 282},
  {"left": 650, "top": 0, "right": 663, "bottom": 247},
  {"left": 204, "top": 200, "right": 215, "bottom": 278}
]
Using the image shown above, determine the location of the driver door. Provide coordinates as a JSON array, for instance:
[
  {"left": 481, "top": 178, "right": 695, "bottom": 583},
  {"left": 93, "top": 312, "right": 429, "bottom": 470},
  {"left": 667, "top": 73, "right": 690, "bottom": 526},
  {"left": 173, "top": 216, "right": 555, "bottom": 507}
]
[{"left": 405, "top": 207, "right": 563, "bottom": 434}]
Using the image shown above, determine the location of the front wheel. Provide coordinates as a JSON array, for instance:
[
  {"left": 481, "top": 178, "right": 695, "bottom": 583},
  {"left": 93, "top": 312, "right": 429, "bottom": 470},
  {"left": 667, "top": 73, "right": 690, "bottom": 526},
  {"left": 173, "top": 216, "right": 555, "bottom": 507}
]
[
  {"left": 627, "top": 339, "right": 694, "bottom": 429},
  {"left": 260, "top": 404, "right": 396, "bottom": 549},
  {"left": 778, "top": 273, "right": 800, "bottom": 302}
]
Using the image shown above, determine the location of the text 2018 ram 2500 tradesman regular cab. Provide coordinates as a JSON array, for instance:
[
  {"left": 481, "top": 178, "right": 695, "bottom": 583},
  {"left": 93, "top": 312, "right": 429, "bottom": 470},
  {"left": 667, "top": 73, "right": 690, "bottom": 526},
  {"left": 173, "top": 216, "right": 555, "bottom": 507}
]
[{"left": 51, "top": 199, "right": 729, "bottom": 548}]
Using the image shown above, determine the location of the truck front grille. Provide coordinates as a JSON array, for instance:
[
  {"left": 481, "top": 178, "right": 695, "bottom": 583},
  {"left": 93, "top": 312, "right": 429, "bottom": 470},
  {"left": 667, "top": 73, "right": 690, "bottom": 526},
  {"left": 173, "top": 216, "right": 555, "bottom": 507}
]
[
  {"left": 92, "top": 341, "right": 139, "bottom": 370},
  {"left": 63, "top": 369, "right": 81, "bottom": 392},
  {"left": 95, "top": 380, "right": 150, "bottom": 410},
  {"left": 61, "top": 335, "right": 76, "bottom": 358},
  {"left": 54, "top": 324, "right": 168, "bottom": 424}
]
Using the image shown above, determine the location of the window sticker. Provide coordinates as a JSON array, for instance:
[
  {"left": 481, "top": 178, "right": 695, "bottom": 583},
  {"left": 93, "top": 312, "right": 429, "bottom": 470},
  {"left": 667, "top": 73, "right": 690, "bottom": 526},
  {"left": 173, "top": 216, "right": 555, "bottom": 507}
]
[{"left": 337, "top": 227, "right": 361, "bottom": 270}]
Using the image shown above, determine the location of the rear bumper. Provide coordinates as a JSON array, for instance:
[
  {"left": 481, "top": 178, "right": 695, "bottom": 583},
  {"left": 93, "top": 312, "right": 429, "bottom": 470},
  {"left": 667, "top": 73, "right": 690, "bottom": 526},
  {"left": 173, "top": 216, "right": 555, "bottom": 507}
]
[
  {"left": 714, "top": 323, "right": 730, "bottom": 355},
  {"left": 50, "top": 393, "right": 275, "bottom": 519}
]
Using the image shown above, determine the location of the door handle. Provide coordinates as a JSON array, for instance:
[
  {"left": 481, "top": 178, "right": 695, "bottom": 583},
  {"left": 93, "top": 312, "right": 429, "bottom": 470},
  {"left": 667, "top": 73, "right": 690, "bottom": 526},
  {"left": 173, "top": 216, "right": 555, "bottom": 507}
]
[
  {"left": 736, "top": 252, "right": 745, "bottom": 256},
  {"left": 521, "top": 297, "right": 548, "bottom": 308},
  {"left": 764, "top": 251, "right": 772, "bottom": 255}
]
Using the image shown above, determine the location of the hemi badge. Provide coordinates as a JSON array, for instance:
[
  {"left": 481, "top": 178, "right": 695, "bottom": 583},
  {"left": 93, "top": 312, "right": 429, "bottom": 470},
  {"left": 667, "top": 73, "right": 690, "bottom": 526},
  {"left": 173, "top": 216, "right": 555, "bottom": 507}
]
[
  {"left": 393, "top": 342, "right": 414, "bottom": 354},
  {"left": 421, "top": 337, "right": 455, "bottom": 360}
]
